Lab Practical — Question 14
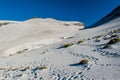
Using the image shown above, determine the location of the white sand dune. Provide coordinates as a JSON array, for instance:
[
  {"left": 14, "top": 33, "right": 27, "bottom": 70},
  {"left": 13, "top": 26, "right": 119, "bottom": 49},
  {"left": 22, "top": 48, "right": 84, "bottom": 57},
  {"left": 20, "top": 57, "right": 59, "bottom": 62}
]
[{"left": 0, "top": 17, "right": 119, "bottom": 80}]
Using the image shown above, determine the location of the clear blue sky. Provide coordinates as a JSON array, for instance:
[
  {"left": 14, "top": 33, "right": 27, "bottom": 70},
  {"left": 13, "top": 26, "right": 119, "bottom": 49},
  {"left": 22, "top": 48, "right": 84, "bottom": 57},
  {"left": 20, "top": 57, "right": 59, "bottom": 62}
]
[{"left": 0, "top": 0, "right": 120, "bottom": 26}]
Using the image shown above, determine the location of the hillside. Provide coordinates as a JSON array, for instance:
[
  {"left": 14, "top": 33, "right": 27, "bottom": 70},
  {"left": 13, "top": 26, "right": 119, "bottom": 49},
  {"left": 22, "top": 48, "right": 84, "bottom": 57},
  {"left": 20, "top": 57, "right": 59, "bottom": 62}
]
[{"left": 0, "top": 17, "right": 119, "bottom": 80}]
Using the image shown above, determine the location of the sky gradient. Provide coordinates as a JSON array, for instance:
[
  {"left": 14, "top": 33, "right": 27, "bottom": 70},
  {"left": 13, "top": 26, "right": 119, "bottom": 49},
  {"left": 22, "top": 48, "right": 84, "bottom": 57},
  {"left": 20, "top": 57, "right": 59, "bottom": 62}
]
[{"left": 0, "top": 0, "right": 120, "bottom": 26}]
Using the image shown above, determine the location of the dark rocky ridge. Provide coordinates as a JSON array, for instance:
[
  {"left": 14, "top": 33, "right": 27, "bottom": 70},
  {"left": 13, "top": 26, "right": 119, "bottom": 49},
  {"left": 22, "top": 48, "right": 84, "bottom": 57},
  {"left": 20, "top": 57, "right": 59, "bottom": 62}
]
[{"left": 89, "top": 5, "right": 120, "bottom": 28}]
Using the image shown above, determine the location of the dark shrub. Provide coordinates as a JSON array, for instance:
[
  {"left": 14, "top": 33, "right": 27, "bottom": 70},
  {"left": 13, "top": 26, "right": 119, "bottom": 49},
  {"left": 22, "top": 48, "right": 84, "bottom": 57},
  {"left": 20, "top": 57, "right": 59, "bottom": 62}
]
[
  {"left": 79, "top": 59, "right": 88, "bottom": 64},
  {"left": 64, "top": 23, "right": 70, "bottom": 26},
  {"left": 108, "top": 38, "right": 120, "bottom": 44},
  {"left": 62, "top": 43, "right": 73, "bottom": 48},
  {"left": 103, "top": 38, "right": 120, "bottom": 49},
  {"left": 77, "top": 40, "right": 84, "bottom": 44}
]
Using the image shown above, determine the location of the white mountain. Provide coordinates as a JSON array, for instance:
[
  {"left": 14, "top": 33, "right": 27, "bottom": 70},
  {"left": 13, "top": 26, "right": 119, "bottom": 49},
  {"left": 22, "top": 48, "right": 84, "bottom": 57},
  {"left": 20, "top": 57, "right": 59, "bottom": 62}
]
[
  {"left": 0, "top": 12, "right": 119, "bottom": 80},
  {"left": 0, "top": 18, "right": 84, "bottom": 57}
]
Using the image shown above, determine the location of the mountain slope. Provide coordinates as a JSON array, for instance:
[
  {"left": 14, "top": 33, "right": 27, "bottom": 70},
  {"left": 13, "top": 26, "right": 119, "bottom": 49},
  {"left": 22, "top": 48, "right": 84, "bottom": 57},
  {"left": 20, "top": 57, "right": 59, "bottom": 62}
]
[
  {"left": 0, "top": 18, "right": 84, "bottom": 57},
  {"left": 0, "top": 17, "right": 119, "bottom": 80}
]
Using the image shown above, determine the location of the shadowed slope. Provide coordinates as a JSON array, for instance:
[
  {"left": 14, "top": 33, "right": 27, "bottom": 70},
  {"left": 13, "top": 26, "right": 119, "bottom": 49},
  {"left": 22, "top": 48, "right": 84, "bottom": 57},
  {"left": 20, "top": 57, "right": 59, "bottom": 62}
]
[{"left": 89, "top": 5, "right": 120, "bottom": 28}]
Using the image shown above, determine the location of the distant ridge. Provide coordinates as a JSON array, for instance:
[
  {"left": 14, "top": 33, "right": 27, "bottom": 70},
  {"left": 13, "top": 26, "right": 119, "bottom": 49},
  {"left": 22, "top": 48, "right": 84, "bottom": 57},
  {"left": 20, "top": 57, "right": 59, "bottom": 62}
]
[{"left": 89, "top": 5, "right": 120, "bottom": 28}]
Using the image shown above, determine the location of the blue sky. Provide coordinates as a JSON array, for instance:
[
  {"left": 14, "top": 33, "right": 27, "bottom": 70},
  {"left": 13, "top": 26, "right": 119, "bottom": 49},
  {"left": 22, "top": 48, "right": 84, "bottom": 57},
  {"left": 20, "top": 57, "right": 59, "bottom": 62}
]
[{"left": 0, "top": 0, "right": 120, "bottom": 26}]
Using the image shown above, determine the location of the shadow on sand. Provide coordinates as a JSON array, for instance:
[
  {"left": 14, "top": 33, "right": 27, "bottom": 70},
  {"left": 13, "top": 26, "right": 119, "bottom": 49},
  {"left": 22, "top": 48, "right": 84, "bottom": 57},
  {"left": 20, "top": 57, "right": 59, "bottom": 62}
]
[
  {"left": 69, "top": 63, "right": 88, "bottom": 68},
  {"left": 69, "top": 63, "right": 80, "bottom": 66}
]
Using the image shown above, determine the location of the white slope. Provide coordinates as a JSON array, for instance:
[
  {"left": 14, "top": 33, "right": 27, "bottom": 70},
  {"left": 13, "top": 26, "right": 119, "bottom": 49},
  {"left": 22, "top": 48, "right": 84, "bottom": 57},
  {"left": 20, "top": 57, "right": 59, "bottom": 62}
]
[
  {"left": 0, "top": 18, "right": 119, "bottom": 80},
  {"left": 0, "top": 18, "right": 84, "bottom": 57}
]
